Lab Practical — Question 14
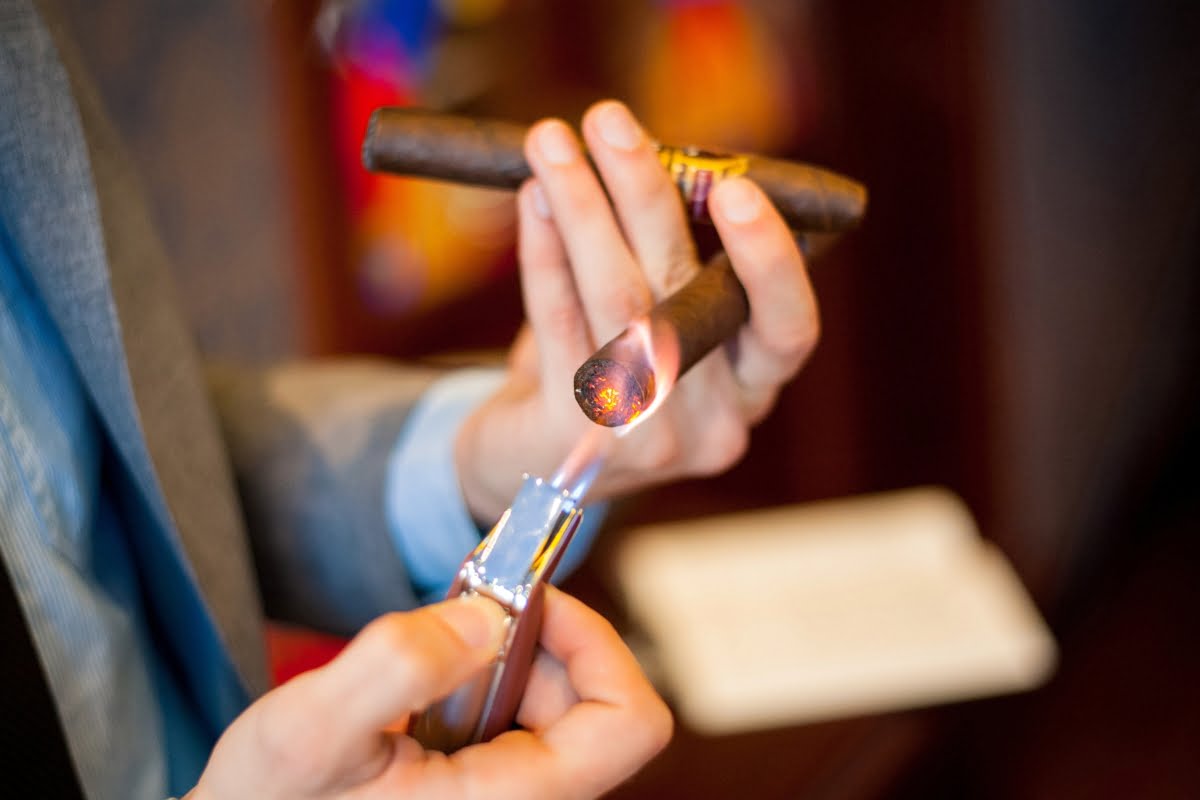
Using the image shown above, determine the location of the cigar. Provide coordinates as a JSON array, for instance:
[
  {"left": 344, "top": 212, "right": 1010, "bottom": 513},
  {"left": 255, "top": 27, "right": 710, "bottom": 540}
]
[
  {"left": 362, "top": 106, "right": 867, "bottom": 427},
  {"left": 574, "top": 251, "right": 749, "bottom": 426},
  {"left": 363, "top": 107, "right": 867, "bottom": 233}
]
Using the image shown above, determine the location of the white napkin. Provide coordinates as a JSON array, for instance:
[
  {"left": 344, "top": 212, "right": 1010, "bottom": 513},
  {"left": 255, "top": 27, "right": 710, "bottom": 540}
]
[{"left": 616, "top": 487, "right": 1057, "bottom": 734}]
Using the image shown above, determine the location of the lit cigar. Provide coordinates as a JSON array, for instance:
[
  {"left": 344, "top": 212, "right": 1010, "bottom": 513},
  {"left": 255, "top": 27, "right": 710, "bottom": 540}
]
[
  {"left": 362, "top": 106, "right": 867, "bottom": 427},
  {"left": 362, "top": 106, "right": 867, "bottom": 233},
  {"left": 573, "top": 251, "right": 748, "bottom": 426}
]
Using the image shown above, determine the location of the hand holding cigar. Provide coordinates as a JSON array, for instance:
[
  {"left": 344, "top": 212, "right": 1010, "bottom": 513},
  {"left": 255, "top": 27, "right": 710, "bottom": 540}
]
[
  {"left": 363, "top": 103, "right": 865, "bottom": 429},
  {"left": 365, "top": 100, "right": 844, "bottom": 522}
]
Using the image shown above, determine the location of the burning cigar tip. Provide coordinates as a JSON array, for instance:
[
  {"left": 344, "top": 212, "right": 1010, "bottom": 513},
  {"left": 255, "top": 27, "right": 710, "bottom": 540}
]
[{"left": 573, "top": 358, "right": 656, "bottom": 427}]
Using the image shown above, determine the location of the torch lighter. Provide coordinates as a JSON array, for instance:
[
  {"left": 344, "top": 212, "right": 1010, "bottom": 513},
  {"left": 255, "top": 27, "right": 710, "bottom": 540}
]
[{"left": 410, "top": 474, "right": 583, "bottom": 752}]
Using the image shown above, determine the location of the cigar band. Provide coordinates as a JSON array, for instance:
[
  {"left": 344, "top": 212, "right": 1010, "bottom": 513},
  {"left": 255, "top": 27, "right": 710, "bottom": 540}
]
[{"left": 655, "top": 144, "right": 750, "bottom": 222}]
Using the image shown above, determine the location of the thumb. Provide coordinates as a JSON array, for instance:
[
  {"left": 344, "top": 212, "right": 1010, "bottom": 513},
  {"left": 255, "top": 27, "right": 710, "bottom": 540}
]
[
  {"left": 319, "top": 596, "right": 510, "bottom": 735},
  {"left": 258, "top": 597, "right": 509, "bottom": 771},
  {"left": 198, "top": 597, "right": 510, "bottom": 799}
]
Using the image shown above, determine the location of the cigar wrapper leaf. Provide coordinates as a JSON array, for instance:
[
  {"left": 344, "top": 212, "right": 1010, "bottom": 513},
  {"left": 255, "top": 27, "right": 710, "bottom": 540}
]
[
  {"left": 362, "top": 106, "right": 866, "bottom": 426},
  {"left": 363, "top": 106, "right": 867, "bottom": 233}
]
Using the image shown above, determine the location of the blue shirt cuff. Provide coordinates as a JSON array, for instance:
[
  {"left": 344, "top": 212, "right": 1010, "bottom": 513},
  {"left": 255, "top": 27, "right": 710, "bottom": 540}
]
[{"left": 384, "top": 368, "right": 606, "bottom": 604}]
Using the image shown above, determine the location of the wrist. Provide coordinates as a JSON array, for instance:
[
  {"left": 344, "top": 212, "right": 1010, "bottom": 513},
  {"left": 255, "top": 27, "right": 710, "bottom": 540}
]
[{"left": 454, "top": 406, "right": 514, "bottom": 523}]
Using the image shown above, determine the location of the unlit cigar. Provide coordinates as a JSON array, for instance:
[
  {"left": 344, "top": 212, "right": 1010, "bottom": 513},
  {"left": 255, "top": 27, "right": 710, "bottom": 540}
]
[
  {"left": 573, "top": 251, "right": 748, "bottom": 426},
  {"left": 362, "top": 107, "right": 867, "bottom": 233}
]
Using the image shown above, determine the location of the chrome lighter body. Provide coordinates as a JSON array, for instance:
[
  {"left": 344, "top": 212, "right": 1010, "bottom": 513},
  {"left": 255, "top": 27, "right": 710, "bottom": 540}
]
[{"left": 410, "top": 475, "right": 583, "bottom": 752}]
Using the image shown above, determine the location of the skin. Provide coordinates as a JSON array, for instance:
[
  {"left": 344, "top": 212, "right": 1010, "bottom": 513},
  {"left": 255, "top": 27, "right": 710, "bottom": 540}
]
[
  {"left": 455, "top": 99, "right": 821, "bottom": 521},
  {"left": 187, "top": 100, "right": 814, "bottom": 799},
  {"left": 187, "top": 588, "right": 671, "bottom": 800}
]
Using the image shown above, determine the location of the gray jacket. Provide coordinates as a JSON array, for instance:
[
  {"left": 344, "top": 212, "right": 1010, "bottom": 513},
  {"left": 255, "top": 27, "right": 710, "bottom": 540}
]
[{"left": 1, "top": 0, "right": 438, "bottom": 697}]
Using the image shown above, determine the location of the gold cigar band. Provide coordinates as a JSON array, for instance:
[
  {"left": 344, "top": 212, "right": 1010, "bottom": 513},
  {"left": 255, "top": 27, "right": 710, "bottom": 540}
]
[{"left": 655, "top": 144, "right": 751, "bottom": 222}]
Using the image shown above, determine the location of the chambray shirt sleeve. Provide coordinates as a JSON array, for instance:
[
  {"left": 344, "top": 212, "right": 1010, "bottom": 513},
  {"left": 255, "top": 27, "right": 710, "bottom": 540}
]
[{"left": 384, "top": 368, "right": 606, "bottom": 604}]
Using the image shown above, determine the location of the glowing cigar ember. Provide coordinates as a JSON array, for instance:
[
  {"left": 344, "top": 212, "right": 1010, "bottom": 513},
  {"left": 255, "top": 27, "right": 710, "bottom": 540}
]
[
  {"left": 553, "top": 317, "right": 680, "bottom": 500},
  {"left": 576, "top": 313, "right": 682, "bottom": 426},
  {"left": 574, "top": 253, "right": 742, "bottom": 427},
  {"left": 573, "top": 359, "right": 655, "bottom": 427}
]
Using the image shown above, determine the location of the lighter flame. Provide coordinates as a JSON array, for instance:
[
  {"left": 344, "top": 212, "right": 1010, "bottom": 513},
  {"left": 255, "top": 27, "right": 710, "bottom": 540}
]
[
  {"left": 550, "top": 426, "right": 611, "bottom": 502},
  {"left": 612, "top": 315, "right": 681, "bottom": 439},
  {"left": 551, "top": 315, "right": 683, "bottom": 502}
]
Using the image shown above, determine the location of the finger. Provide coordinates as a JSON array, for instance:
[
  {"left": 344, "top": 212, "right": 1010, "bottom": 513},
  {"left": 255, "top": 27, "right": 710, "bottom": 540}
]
[
  {"left": 708, "top": 177, "right": 820, "bottom": 397},
  {"left": 445, "top": 588, "right": 672, "bottom": 800},
  {"left": 527, "top": 587, "right": 674, "bottom": 796},
  {"left": 516, "top": 178, "right": 594, "bottom": 391},
  {"left": 364, "top": 588, "right": 669, "bottom": 799},
  {"left": 505, "top": 323, "right": 539, "bottom": 380},
  {"left": 515, "top": 649, "right": 578, "bottom": 732},
  {"left": 525, "top": 118, "right": 652, "bottom": 342},
  {"left": 258, "top": 596, "right": 508, "bottom": 778},
  {"left": 663, "top": 350, "right": 751, "bottom": 475},
  {"left": 581, "top": 100, "right": 698, "bottom": 297},
  {"left": 537, "top": 587, "right": 660, "bottom": 710}
]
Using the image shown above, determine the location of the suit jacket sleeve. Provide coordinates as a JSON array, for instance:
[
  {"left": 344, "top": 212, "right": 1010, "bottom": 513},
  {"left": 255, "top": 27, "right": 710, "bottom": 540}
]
[{"left": 206, "top": 358, "right": 444, "bottom": 636}]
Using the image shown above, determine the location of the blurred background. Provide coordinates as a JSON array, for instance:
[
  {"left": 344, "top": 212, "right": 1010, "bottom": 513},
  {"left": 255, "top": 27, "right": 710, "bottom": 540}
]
[{"left": 59, "top": 0, "right": 1198, "bottom": 796}]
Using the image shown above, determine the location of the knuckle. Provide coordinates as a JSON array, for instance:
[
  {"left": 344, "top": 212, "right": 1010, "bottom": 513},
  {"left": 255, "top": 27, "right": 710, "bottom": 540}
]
[
  {"left": 254, "top": 709, "right": 293, "bottom": 767},
  {"left": 360, "top": 611, "right": 410, "bottom": 653},
  {"left": 621, "top": 686, "right": 674, "bottom": 764},
  {"left": 644, "top": 173, "right": 687, "bottom": 214},
  {"left": 640, "top": 430, "right": 682, "bottom": 471},
  {"left": 689, "top": 409, "right": 749, "bottom": 477},
  {"left": 571, "top": 184, "right": 614, "bottom": 218},
  {"left": 769, "top": 316, "right": 821, "bottom": 364},
  {"left": 254, "top": 682, "right": 331, "bottom": 788},
  {"left": 603, "top": 283, "right": 652, "bottom": 324},
  {"left": 644, "top": 693, "right": 675, "bottom": 755},
  {"left": 659, "top": 245, "right": 699, "bottom": 295},
  {"left": 590, "top": 611, "right": 622, "bottom": 643},
  {"left": 364, "top": 613, "right": 458, "bottom": 697},
  {"left": 743, "top": 386, "right": 781, "bottom": 426},
  {"left": 540, "top": 303, "right": 581, "bottom": 342}
]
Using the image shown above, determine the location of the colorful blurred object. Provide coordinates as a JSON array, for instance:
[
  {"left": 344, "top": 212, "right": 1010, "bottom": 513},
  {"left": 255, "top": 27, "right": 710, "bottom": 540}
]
[
  {"left": 323, "top": 0, "right": 816, "bottom": 318},
  {"left": 266, "top": 623, "right": 348, "bottom": 686},
  {"left": 326, "top": 0, "right": 516, "bottom": 316},
  {"left": 630, "top": 0, "right": 817, "bottom": 154}
]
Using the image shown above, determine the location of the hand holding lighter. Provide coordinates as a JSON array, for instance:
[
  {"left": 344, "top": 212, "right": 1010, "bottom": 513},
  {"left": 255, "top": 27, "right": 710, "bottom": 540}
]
[{"left": 410, "top": 475, "right": 583, "bottom": 752}]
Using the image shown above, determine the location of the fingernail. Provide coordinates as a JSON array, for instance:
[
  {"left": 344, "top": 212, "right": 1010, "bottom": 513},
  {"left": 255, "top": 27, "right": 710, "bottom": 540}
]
[
  {"left": 535, "top": 120, "right": 579, "bottom": 165},
  {"left": 431, "top": 596, "right": 508, "bottom": 653},
  {"left": 530, "top": 181, "right": 551, "bottom": 220},
  {"left": 594, "top": 101, "right": 643, "bottom": 151},
  {"left": 713, "top": 177, "right": 762, "bottom": 224}
]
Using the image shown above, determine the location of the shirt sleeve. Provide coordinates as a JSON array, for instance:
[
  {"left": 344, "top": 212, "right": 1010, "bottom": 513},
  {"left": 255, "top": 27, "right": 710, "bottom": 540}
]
[{"left": 384, "top": 368, "right": 606, "bottom": 604}]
